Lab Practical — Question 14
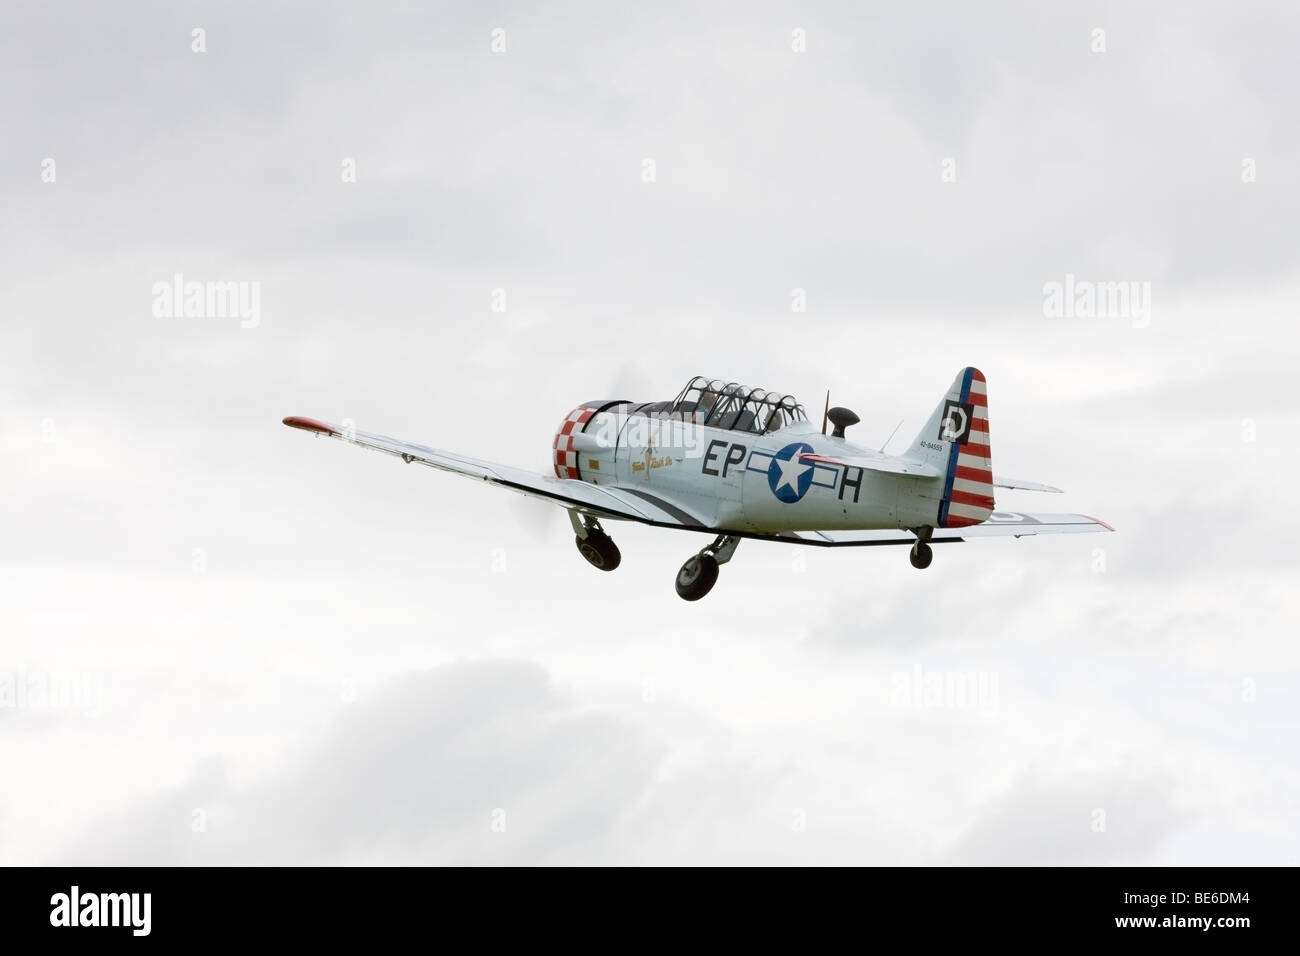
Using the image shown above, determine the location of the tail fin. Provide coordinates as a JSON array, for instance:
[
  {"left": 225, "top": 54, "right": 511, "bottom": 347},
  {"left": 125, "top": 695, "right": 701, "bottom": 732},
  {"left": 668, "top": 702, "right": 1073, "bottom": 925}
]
[{"left": 904, "top": 367, "right": 995, "bottom": 528}]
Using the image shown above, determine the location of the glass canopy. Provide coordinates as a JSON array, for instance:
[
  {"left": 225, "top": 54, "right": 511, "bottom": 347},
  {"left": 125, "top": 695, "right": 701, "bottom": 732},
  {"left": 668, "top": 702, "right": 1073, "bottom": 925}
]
[{"left": 650, "top": 376, "right": 809, "bottom": 434}]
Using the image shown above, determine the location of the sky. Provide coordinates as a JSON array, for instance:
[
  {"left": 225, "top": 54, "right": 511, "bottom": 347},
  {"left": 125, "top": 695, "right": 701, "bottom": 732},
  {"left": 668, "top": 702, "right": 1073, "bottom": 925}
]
[{"left": 2, "top": 1, "right": 1297, "bottom": 865}]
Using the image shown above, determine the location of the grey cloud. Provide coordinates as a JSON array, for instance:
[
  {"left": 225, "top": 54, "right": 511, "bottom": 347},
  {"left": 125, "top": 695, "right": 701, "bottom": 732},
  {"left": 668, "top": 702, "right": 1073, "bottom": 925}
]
[
  {"left": 53, "top": 659, "right": 662, "bottom": 865},
  {"left": 943, "top": 767, "right": 1190, "bottom": 865}
]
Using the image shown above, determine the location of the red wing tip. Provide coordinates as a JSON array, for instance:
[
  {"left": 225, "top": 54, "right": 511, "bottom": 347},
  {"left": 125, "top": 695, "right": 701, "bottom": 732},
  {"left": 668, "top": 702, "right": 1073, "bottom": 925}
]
[
  {"left": 799, "top": 452, "right": 841, "bottom": 465},
  {"left": 283, "top": 416, "right": 338, "bottom": 436},
  {"left": 1083, "top": 514, "right": 1116, "bottom": 532}
]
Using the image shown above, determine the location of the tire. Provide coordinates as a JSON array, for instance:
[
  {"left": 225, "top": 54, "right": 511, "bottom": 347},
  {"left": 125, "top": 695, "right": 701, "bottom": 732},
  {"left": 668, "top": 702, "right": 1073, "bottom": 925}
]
[
  {"left": 675, "top": 553, "right": 720, "bottom": 601},
  {"left": 909, "top": 542, "right": 933, "bottom": 570},
  {"left": 575, "top": 531, "right": 621, "bottom": 571}
]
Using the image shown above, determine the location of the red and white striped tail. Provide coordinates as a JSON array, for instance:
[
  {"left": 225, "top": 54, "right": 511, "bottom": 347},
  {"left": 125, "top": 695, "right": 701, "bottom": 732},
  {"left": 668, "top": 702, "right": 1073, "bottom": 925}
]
[{"left": 942, "top": 368, "right": 994, "bottom": 528}]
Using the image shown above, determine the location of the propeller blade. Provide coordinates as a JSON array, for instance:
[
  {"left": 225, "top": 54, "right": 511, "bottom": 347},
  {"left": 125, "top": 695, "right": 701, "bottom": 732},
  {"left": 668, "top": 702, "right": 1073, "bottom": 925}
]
[{"left": 821, "top": 390, "right": 830, "bottom": 435}]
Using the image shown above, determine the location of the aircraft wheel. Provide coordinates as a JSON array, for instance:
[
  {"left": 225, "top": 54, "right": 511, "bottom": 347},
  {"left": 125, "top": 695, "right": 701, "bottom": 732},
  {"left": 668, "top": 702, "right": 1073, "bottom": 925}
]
[
  {"left": 675, "top": 553, "right": 719, "bottom": 601},
  {"left": 575, "top": 530, "right": 621, "bottom": 571},
  {"left": 909, "top": 542, "right": 933, "bottom": 570}
]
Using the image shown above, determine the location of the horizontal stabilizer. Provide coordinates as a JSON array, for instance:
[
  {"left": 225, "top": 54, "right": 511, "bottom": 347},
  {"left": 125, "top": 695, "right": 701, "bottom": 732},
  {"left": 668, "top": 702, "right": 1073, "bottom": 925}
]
[
  {"left": 993, "top": 475, "right": 1063, "bottom": 493},
  {"left": 799, "top": 452, "right": 939, "bottom": 478},
  {"left": 792, "top": 511, "right": 1113, "bottom": 546}
]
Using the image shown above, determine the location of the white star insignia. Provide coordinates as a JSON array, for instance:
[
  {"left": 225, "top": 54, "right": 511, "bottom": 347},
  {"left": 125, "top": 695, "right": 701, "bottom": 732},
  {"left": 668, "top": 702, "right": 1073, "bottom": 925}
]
[{"left": 774, "top": 452, "right": 811, "bottom": 494}]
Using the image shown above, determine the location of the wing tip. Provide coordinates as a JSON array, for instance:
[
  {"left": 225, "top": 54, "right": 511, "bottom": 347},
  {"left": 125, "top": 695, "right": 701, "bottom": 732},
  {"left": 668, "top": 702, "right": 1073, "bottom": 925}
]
[
  {"left": 283, "top": 415, "right": 338, "bottom": 436},
  {"left": 1082, "top": 514, "right": 1116, "bottom": 532}
]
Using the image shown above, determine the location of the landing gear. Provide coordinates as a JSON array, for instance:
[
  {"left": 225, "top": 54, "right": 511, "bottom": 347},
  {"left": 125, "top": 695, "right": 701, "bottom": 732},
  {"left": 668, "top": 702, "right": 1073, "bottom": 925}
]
[
  {"left": 675, "top": 554, "right": 719, "bottom": 600},
  {"left": 909, "top": 526, "right": 933, "bottom": 570},
  {"left": 577, "top": 530, "right": 620, "bottom": 570},
  {"left": 675, "top": 534, "right": 740, "bottom": 601},
  {"left": 571, "top": 511, "right": 620, "bottom": 571}
]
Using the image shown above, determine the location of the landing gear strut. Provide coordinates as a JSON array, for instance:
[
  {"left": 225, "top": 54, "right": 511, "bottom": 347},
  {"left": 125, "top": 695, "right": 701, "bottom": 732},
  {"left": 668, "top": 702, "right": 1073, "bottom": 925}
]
[
  {"left": 909, "top": 526, "right": 933, "bottom": 570},
  {"left": 675, "top": 534, "right": 740, "bottom": 601},
  {"left": 571, "top": 511, "right": 620, "bottom": 571}
]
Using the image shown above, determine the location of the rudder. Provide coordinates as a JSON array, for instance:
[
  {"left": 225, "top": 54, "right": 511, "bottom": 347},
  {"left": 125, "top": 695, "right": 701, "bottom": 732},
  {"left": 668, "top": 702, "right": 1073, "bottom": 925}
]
[{"left": 904, "top": 367, "right": 995, "bottom": 528}]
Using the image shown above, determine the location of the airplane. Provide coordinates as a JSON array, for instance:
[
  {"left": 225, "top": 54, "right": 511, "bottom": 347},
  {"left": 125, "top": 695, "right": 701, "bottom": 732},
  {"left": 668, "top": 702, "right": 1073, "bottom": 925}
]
[{"left": 283, "top": 367, "right": 1112, "bottom": 601}]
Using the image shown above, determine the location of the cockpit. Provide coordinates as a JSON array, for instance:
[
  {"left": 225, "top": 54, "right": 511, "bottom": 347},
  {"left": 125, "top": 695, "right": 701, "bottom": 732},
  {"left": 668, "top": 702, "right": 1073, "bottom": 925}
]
[{"left": 635, "top": 376, "right": 809, "bottom": 434}]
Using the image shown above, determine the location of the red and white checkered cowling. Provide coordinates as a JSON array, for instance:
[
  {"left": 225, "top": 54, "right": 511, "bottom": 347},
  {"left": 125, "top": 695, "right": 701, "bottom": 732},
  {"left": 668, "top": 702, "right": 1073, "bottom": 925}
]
[{"left": 552, "top": 405, "right": 596, "bottom": 479}]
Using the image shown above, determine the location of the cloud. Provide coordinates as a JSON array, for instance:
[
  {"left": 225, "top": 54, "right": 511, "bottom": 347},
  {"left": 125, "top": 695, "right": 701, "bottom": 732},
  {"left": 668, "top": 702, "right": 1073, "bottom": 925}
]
[
  {"left": 943, "top": 767, "right": 1190, "bottom": 865},
  {"left": 53, "top": 660, "right": 662, "bottom": 865}
]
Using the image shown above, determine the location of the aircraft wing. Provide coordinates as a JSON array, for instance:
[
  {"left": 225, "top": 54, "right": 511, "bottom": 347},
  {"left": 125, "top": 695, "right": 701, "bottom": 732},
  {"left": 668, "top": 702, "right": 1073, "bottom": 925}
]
[
  {"left": 763, "top": 512, "right": 1112, "bottom": 547},
  {"left": 282, "top": 416, "right": 713, "bottom": 528},
  {"left": 284, "top": 416, "right": 1109, "bottom": 545}
]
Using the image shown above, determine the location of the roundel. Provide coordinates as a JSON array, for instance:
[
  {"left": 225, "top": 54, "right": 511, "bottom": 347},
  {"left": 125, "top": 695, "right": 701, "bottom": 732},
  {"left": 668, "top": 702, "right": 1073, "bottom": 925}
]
[{"left": 767, "top": 442, "right": 816, "bottom": 503}]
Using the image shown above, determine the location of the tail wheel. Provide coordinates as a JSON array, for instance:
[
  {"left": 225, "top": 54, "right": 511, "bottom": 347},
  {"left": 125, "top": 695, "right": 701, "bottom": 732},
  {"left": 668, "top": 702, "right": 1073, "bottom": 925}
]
[
  {"left": 576, "top": 530, "right": 621, "bottom": 571},
  {"left": 675, "top": 553, "right": 719, "bottom": 601},
  {"left": 909, "top": 542, "right": 933, "bottom": 570}
]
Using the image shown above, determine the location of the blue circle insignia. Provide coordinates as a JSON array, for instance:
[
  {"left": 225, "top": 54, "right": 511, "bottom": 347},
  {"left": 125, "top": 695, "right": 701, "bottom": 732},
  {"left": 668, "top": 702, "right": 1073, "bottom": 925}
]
[{"left": 767, "top": 442, "right": 815, "bottom": 503}]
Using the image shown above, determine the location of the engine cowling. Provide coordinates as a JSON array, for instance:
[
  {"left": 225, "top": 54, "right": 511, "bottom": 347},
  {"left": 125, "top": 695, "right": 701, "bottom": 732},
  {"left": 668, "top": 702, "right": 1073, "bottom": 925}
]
[
  {"left": 552, "top": 400, "right": 627, "bottom": 480},
  {"left": 552, "top": 405, "right": 596, "bottom": 478}
]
